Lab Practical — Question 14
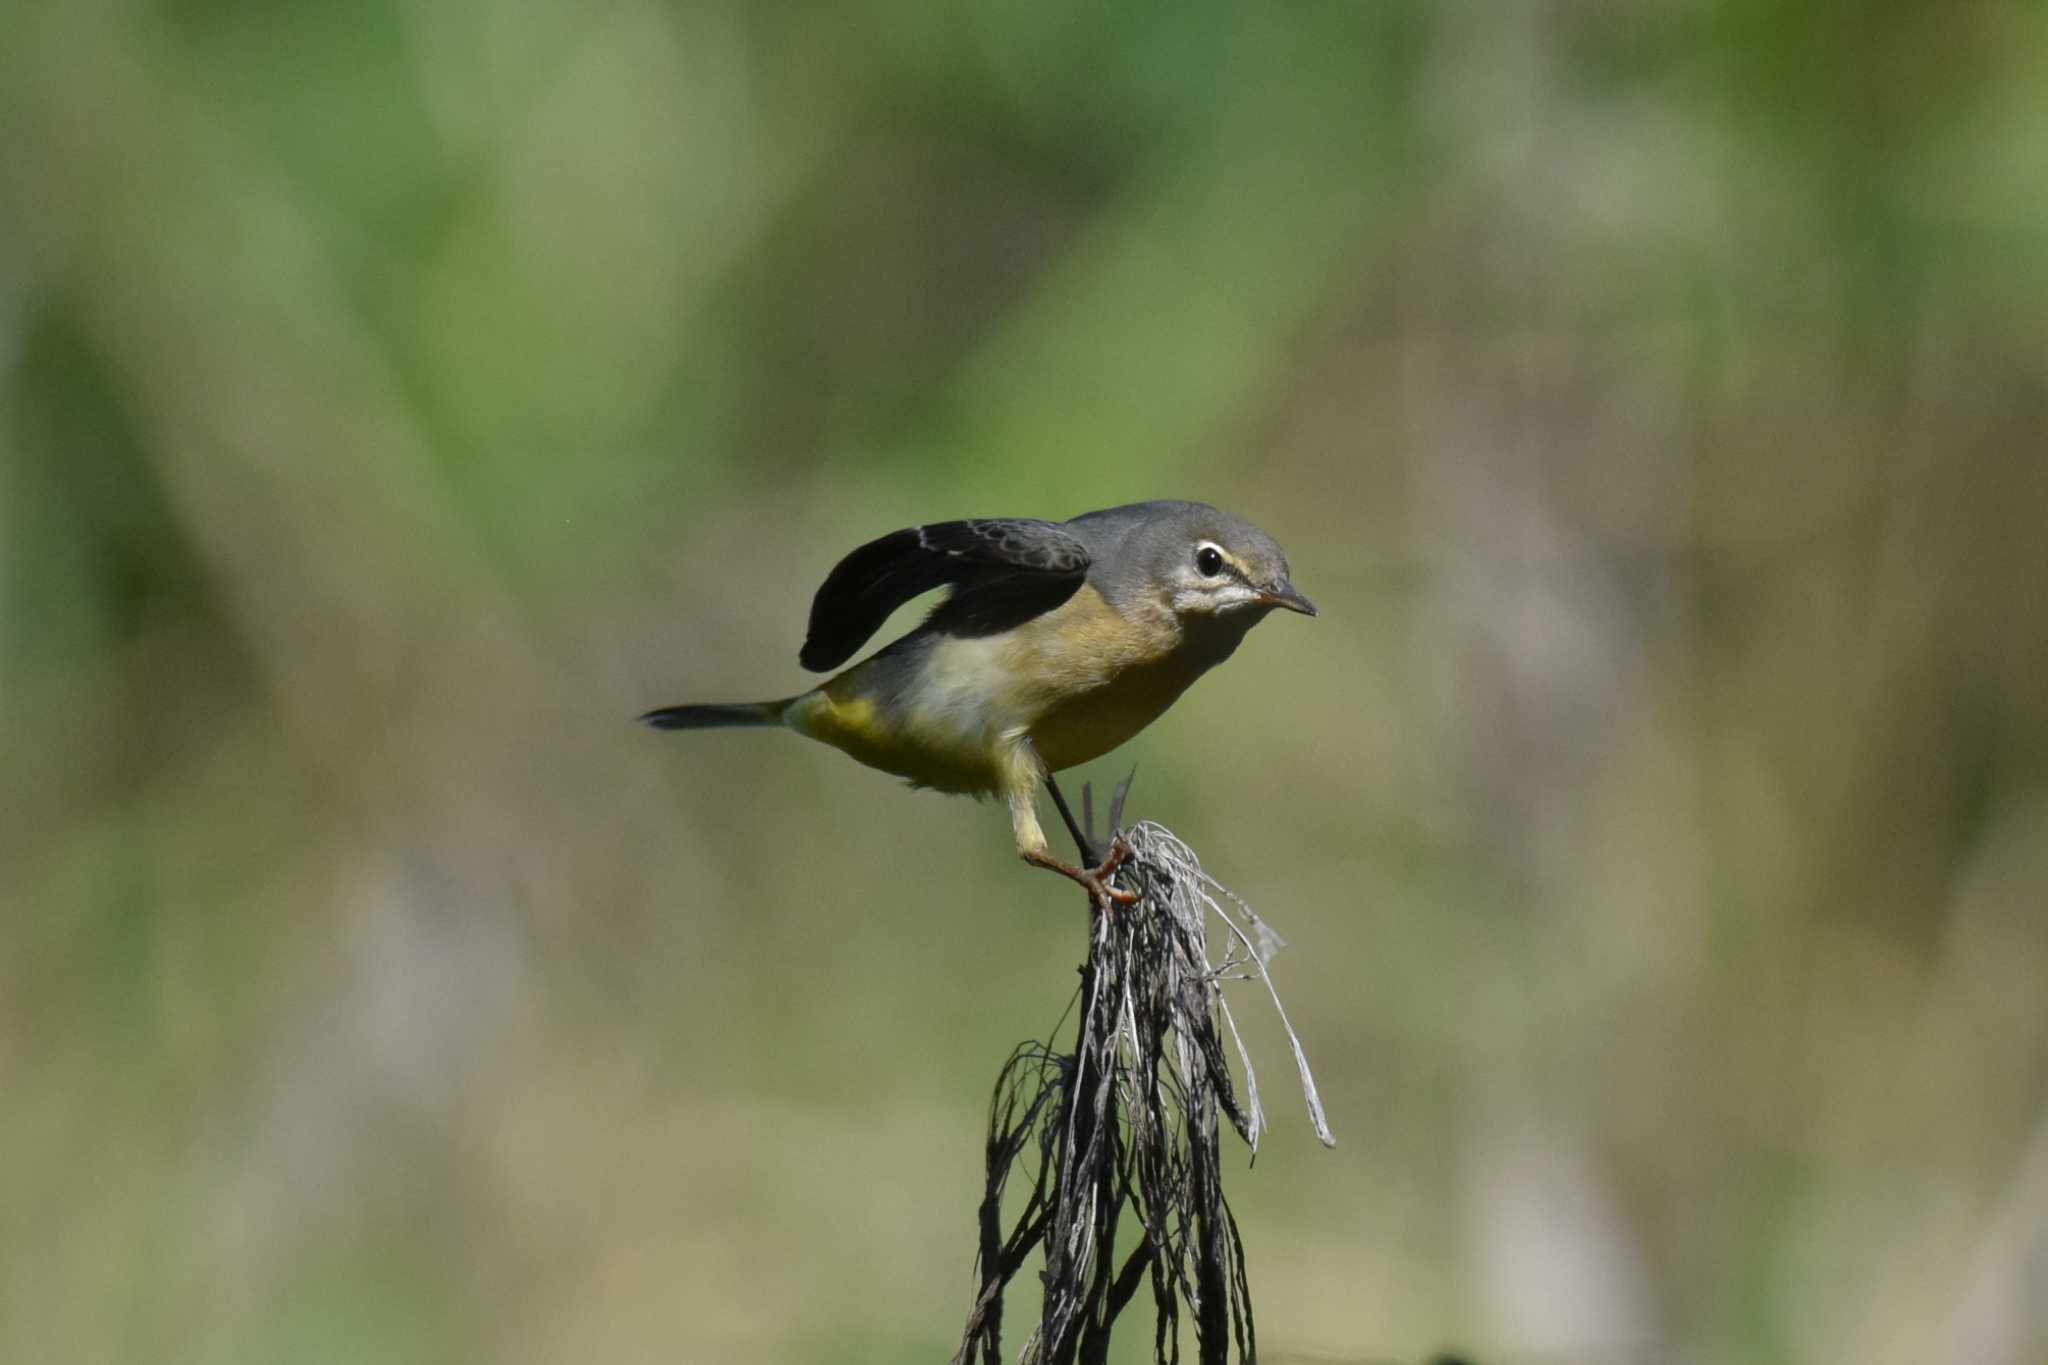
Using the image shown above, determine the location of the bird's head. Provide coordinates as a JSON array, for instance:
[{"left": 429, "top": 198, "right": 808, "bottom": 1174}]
[{"left": 1120, "top": 502, "right": 1317, "bottom": 625}]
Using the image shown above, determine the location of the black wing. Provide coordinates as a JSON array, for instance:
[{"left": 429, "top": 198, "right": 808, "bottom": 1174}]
[{"left": 799, "top": 519, "right": 1091, "bottom": 671}]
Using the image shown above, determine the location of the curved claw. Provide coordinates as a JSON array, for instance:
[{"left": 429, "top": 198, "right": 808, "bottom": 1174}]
[{"left": 1022, "top": 835, "right": 1139, "bottom": 907}]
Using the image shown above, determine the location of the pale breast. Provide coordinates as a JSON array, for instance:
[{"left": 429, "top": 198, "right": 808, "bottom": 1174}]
[
  {"left": 995, "top": 584, "right": 1217, "bottom": 772},
  {"left": 1026, "top": 653, "right": 1215, "bottom": 770}
]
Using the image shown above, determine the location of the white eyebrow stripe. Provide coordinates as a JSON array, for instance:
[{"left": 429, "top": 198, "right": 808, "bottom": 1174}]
[{"left": 1206, "top": 544, "right": 1257, "bottom": 580}]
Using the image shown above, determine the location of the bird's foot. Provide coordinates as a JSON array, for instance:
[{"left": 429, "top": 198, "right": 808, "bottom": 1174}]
[{"left": 1022, "top": 837, "right": 1139, "bottom": 907}]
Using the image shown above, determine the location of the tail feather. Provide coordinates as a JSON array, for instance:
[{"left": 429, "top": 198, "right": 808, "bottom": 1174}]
[{"left": 639, "top": 699, "right": 790, "bottom": 730}]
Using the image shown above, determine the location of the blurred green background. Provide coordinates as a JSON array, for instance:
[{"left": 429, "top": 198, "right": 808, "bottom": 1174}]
[{"left": 5, "top": 1, "right": 2048, "bottom": 1362}]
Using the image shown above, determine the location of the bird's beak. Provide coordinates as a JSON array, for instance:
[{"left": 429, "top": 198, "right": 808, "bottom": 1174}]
[{"left": 1260, "top": 580, "right": 1318, "bottom": 617}]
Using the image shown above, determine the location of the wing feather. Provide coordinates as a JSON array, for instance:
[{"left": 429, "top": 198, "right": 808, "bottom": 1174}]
[{"left": 798, "top": 519, "right": 1090, "bottom": 671}]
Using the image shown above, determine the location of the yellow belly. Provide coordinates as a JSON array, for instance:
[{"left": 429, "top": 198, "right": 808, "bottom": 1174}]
[{"left": 788, "top": 687, "right": 1002, "bottom": 794}]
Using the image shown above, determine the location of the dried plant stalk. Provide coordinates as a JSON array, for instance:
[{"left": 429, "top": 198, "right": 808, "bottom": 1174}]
[{"left": 954, "top": 781, "right": 1332, "bottom": 1365}]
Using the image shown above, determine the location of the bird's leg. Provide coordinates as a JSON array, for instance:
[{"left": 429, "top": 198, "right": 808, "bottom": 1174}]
[
  {"left": 1042, "top": 772, "right": 1098, "bottom": 865},
  {"left": 1021, "top": 842, "right": 1139, "bottom": 908},
  {"left": 1025, "top": 773, "right": 1138, "bottom": 906}
]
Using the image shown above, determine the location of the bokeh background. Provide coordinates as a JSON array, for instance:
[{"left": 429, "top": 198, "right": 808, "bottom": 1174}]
[{"left": 6, "top": 1, "right": 2048, "bottom": 1362}]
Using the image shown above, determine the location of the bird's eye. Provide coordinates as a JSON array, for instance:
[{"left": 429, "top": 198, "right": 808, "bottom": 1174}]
[{"left": 1195, "top": 545, "right": 1224, "bottom": 577}]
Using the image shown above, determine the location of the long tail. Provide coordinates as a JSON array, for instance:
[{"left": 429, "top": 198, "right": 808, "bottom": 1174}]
[{"left": 638, "top": 698, "right": 793, "bottom": 730}]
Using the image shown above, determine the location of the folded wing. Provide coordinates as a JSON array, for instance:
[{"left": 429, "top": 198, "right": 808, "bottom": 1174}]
[{"left": 799, "top": 519, "right": 1091, "bottom": 671}]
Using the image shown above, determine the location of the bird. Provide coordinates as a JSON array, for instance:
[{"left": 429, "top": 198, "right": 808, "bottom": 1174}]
[{"left": 640, "top": 500, "right": 1315, "bottom": 903}]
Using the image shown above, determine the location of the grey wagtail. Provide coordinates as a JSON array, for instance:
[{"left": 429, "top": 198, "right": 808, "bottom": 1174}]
[{"left": 641, "top": 500, "right": 1315, "bottom": 902}]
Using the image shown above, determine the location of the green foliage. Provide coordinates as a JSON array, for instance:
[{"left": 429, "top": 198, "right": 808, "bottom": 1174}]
[{"left": 5, "top": 1, "right": 2048, "bottom": 1361}]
